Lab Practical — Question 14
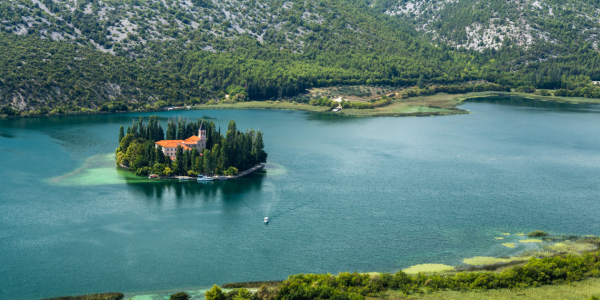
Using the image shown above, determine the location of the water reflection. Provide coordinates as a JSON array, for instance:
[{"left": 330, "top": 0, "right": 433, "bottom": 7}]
[
  {"left": 125, "top": 172, "right": 266, "bottom": 204},
  {"left": 305, "top": 111, "right": 362, "bottom": 123}
]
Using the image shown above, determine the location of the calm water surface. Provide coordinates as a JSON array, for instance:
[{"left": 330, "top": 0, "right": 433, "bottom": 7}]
[{"left": 1, "top": 97, "right": 600, "bottom": 299}]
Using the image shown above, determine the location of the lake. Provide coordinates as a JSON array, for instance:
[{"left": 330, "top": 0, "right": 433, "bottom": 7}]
[{"left": 1, "top": 97, "right": 600, "bottom": 300}]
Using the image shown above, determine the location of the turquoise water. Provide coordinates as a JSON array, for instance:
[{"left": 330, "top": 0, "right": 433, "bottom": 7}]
[{"left": 1, "top": 98, "right": 600, "bottom": 299}]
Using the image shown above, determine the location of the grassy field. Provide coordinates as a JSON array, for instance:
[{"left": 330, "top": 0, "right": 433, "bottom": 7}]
[
  {"left": 372, "top": 278, "right": 600, "bottom": 300},
  {"left": 189, "top": 90, "right": 600, "bottom": 118}
]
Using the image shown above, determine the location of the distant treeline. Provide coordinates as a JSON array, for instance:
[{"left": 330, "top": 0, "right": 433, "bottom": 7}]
[{"left": 115, "top": 116, "right": 267, "bottom": 177}]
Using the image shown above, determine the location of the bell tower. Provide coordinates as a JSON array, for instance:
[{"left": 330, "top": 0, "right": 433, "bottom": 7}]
[{"left": 199, "top": 122, "right": 207, "bottom": 149}]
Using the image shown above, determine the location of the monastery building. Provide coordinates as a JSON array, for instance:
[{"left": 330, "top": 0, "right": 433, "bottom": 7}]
[{"left": 155, "top": 123, "right": 206, "bottom": 159}]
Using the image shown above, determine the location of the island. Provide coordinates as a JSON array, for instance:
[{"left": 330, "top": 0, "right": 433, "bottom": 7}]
[{"left": 115, "top": 115, "right": 267, "bottom": 178}]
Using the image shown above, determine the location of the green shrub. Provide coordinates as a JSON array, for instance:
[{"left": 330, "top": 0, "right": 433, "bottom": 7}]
[
  {"left": 169, "top": 292, "right": 189, "bottom": 300},
  {"left": 535, "top": 89, "right": 551, "bottom": 96},
  {"left": 225, "top": 166, "right": 239, "bottom": 176},
  {"left": 205, "top": 285, "right": 227, "bottom": 300},
  {"left": 134, "top": 166, "right": 150, "bottom": 176}
]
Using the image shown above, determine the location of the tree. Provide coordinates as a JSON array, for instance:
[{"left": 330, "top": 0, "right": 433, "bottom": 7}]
[
  {"left": 227, "top": 120, "right": 237, "bottom": 134},
  {"left": 225, "top": 166, "right": 238, "bottom": 175},
  {"left": 417, "top": 75, "right": 425, "bottom": 89},
  {"left": 167, "top": 120, "right": 176, "bottom": 140},
  {"left": 118, "top": 134, "right": 134, "bottom": 153},
  {"left": 156, "top": 146, "right": 166, "bottom": 164},
  {"left": 118, "top": 125, "right": 124, "bottom": 143},
  {"left": 164, "top": 167, "right": 173, "bottom": 176},
  {"left": 234, "top": 288, "right": 252, "bottom": 300},
  {"left": 203, "top": 148, "right": 212, "bottom": 174},
  {"left": 152, "top": 163, "right": 166, "bottom": 175},
  {"left": 191, "top": 148, "right": 200, "bottom": 171},
  {"left": 205, "top": 285, "right": 226, "bottom": 300},
  {"left": 169, "top": 292, "right": 189, "bottom": 300},
  {"left": 195, "top": 156, "right": 203, "bottom": 174},
  {"left": 212, "top": 143, "right": 221, "bottom": 174},
  {"left": 175, "top": 146, "right": 185, "bottom": 175},
  {"left": 254, "top": 131, "right": 268, "bottom": 164}
]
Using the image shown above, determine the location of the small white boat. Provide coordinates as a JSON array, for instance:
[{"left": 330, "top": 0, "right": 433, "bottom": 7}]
[
  {"left": 148, "top": 174, "right": 158, "bottom": 179},
  {"left": 178, "top": 176, "right": 191, "bottom": 181},
  {"left": 197, "top": 174, "right": 214, "bottom": 181},
  {"left": 264, "top": 217, "right": 269, "bottom": 224}
]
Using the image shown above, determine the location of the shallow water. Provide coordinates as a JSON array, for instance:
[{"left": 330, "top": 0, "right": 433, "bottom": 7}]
[{"left": 1, "top": 97, "right": 600, "bottom": 299}]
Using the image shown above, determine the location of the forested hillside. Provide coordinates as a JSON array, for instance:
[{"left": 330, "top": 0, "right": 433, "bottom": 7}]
[{"left": 3, "top": 0, "right": 600, "bottom": 114}]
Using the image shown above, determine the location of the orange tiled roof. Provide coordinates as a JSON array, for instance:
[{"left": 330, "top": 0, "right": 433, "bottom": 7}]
[
  {"left": 181, "top": 145, "right": 192, "bottom": 151},
  {"left": 184, "top": 135, "right": 201, "bottom": 142},
  {"left": 155, "top": 140, "right": 184, "bottom": 148}
]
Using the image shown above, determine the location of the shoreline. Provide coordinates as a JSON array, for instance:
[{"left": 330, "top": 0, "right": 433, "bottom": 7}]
[
  {"left": 5, "top": 91, "right": 600, "bottom": 120},
  {"left": 92, "top": 234, "right": 599, "bottom": 300},
  {"left": 131, "top": 164, "right": 266, "bottom": 181}
]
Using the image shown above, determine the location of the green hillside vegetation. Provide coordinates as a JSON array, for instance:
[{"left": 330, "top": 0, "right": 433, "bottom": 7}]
[{"left": 4, "top": 0, "right": 600, "bottom": 115}]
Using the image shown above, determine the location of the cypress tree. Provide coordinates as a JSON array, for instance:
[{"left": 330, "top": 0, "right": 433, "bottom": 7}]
[
  {"left": 157, "top": 123, "right": 165, "bottom": 141},
  {"left": 255, "top": 131, "right": 267, "bottom": 164},
  {"left": 156, "top": 146, "right": 165, "bottom": 164},
  {"left": 191, "top": 149, "right": 200, "bottom": 172},
  {"left": 203, "top": 149, "right": 212, "bottom": 174},
  {"left": 212, "top": 144, "right": 221, "bottom": 174},
  {"left": 118, "top": 125, "right": 124, "bottom": 143},
  {"left": 166, "top": 120, "right": 176, "bottom": 140},
  {"left": 175, "top": 146, "right": 185, "bottom": 175},
  {"left": 195, "top": 156, "right": 203, "bottom": 174}
]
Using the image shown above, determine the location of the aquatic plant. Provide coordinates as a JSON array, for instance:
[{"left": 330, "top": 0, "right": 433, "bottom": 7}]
[
  {"left": 520, "top": 239, "right": 543, "bottom": 243},
  {"left": 502, "top": 243, "right": 516, "bottom": 248},
  {"left": 495, "top": 237, "right": 504, "bottom": 240},
  {"left": 402, "top": 264, "right": 455, "bottom": 274},
  {"left": 502, "top": 233, "right": 511, "bottom": 235},
  {"left": 462, "top": 256, "right": 529, "bottom": 266},
  {"left": 528, "top": 230, "right": 549, "bottom": 237},
  {"left": 516, "top": 233, "right": 525, "bottom": 236}
]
